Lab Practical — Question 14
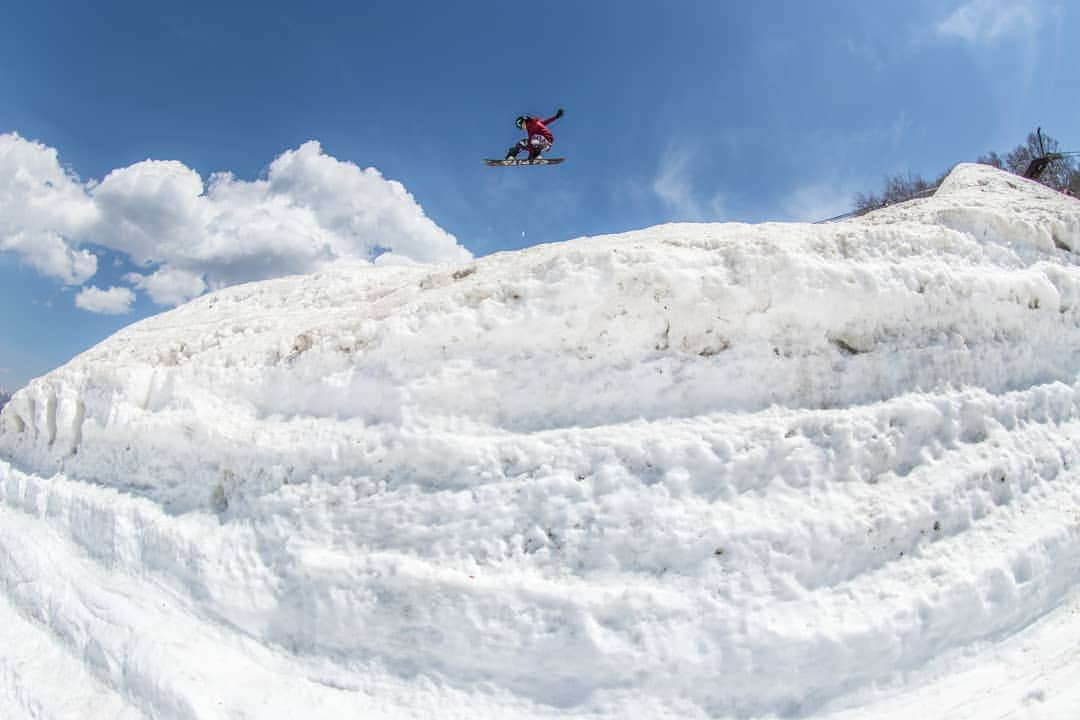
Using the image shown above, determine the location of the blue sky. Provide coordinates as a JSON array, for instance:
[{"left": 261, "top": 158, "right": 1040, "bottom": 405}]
[{"left": 1, "top": 0, "right": 1077, "bottom": 389}]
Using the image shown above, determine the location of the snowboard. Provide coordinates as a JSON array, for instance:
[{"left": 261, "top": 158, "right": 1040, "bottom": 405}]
[{"left": 484, "top": 158, "right": 565, "bottom": 167}]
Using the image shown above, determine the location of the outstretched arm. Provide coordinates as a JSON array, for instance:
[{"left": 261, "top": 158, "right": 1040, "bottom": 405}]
[{"left": 542, "top": 108, "right": 565, "bottom": 124}]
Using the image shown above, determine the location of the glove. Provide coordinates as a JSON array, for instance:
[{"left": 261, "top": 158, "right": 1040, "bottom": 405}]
[{"left": 554, "top": 108, "right": 564, "bottom": 119}]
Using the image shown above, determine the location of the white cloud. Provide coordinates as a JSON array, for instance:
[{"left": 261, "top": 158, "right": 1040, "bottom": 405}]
[
  {"left": 125, "top": 267, "right": 207, "bottom": 307},
  {"left": 75, "top": 285, "right": 136, "bottom": 315},
  {"left": 927, "top": 0, "right": 1051, "bottom": 111},
  {"left": 652, "top": 144, "right": 725, "bottom": 221},
  {"left": 265, "top": 141, "right": 466, "bottom": 265},
  {"left": 83, "top": 141, "right": 470, "bottom": 292},
  {"left": 0, "top": 134, "right": 471, "bottom": 308},
  {"left": 845, "top": 37, "right": 886, "bottom": 73},
  {"left": 10, "top": 230, "right": 98, "bottom": 285},
  {"left": 936, "top": 0, "right": 1041, "bottom": 44},
  {"left": 0, "top": 134, "right": 99, "bottom": 284},
  {"left": 90, "top": 159, "right": 207, "bottom": 263},
  {"left": 780, "top": 181, "right": 859, "bottom": 223}
]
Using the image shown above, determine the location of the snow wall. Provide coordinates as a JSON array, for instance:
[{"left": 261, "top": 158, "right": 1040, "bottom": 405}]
[{"left": 3, "top": 163, "right": 1080, "bottom": 718}]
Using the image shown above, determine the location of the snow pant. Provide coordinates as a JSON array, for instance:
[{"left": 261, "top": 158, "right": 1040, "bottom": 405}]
[{"left": 512, "top": 134, "right": 553, "bottom": 159}]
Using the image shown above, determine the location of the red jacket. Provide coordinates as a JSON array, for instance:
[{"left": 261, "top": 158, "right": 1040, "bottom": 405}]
[{"left": 524, "top": 114, "right": 560, "bottom": 141}]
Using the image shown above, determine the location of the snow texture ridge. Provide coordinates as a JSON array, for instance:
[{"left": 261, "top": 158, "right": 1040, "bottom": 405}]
[{"left": 3, "top": 163, "right": 1080, "bottom": 718}]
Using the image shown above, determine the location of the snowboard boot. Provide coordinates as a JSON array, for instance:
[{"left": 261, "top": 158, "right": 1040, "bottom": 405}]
[{"left": 505, "top": 148, "right": 517, "bottom": 161}]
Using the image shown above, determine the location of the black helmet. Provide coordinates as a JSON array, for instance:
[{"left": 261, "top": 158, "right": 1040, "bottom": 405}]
[{"left": 515, "top": 115, "right": 529, "bottom": 129}]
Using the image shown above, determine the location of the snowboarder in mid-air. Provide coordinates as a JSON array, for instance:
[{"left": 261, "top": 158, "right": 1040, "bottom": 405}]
[{"left": 504, "top": 108, "right": 564, "bottom": 162}]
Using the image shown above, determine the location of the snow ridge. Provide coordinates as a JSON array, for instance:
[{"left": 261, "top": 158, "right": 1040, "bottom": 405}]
[{"left": 3, "top": 164, "right": 1080, "bottom": 718}]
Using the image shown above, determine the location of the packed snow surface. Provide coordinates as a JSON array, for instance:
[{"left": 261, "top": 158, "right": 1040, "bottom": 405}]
[{"left": 3, "top": 164, "right": 1080, "bottom": 718}]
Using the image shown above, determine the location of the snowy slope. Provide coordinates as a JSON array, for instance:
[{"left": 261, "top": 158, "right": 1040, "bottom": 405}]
[{"left": 3, "top": 163, "right": 1080, "bottom": 718}]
